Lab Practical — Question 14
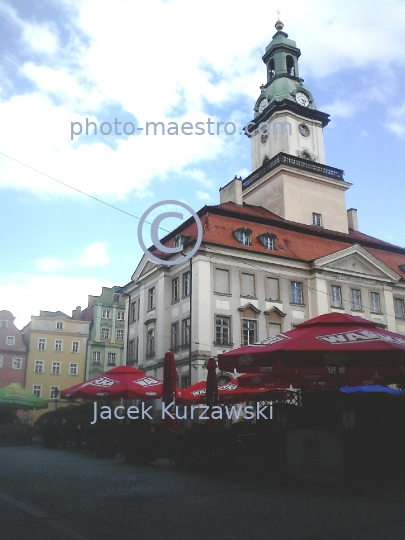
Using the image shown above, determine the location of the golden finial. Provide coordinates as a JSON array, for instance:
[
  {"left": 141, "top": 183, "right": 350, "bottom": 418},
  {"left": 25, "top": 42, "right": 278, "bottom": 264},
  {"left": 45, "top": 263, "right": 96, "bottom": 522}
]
[{"left": 275, "top": 10, "right": 284, "bottom": 31}]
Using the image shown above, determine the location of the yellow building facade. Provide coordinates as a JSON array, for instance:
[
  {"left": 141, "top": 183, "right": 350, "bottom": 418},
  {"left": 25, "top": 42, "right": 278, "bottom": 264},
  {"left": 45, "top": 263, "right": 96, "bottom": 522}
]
[{"left": 23, "top": 310, "right": 90, "bottom": 423}]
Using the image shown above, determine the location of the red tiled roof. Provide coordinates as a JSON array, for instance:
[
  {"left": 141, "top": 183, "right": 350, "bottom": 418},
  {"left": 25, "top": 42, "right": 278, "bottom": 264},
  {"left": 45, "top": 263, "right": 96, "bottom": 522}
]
[{"left": 150, "top": 202, "right": 405, "bottom": 280}]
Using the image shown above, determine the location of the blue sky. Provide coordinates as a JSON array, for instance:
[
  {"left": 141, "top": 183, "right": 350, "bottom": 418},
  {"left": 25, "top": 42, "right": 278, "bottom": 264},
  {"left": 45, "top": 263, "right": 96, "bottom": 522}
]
[{"left": 1, "top": 0, "right": 405, "bottom": 328}]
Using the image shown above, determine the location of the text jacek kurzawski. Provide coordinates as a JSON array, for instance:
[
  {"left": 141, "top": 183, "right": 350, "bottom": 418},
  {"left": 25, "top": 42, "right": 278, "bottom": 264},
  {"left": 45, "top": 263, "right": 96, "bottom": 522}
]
[{"left": 90, "top": 402, "right": 273, "bottom": 424}]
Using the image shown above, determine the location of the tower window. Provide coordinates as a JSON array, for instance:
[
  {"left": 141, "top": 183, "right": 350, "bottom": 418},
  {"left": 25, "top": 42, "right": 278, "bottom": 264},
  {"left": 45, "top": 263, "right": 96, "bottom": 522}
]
[
  {"left": 286, "top": 55, "right": 295, "bottom": 76},
  {"left": 312, "top": 213, "right": 322, "bottom": 227},
  {"left": 301, "top": 151, "right": 311, "bottom": 160},
  {"left": 269, "top": 58, "right": 275, "bottom": 79}
]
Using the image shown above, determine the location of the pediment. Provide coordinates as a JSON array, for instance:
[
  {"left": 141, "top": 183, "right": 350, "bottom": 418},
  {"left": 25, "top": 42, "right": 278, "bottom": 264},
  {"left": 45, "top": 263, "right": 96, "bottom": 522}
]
[
  {"left": 132, "top": 255, "right": 159, "bottom": 281},
  {"left": 313, "top": 244, "right": 400, "bottom": 283},
  {"left": 238, "top": 303, "right": 261, "bottom": 314}
]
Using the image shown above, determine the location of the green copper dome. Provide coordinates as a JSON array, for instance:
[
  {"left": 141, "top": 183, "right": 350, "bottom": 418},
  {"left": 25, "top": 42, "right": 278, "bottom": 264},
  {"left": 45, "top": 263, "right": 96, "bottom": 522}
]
[{"left": 254, "top": 21, "right": 316, "bottom": 117}]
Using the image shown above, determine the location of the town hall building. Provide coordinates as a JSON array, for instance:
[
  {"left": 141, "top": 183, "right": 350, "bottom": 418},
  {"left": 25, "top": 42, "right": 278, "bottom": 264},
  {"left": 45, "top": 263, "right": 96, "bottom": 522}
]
[{"left": 122, "top": 20, "right": 405, "bottom": 387}]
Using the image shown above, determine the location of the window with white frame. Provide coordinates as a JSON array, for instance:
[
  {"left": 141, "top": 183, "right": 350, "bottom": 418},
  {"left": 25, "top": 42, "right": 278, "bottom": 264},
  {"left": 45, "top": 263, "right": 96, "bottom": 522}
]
[
  {"left": 12, "top": 358, "right": 22, "bottom": 370},
  {"left": 131, "top": 300, "right": 137, "bottom": 322},
  {"left": 117, "top": 310, "right": 125, "bottom": 321},
  {"left": 102, "top": 309, "right": 111, "bottom": 319},
  {"left": 107, "top": 353, "right": 116, "bottom": 365},
  {"left": 38, "top": 338, "right": 46, "bottom": 351},
  {"left": 56, "top": 322, "right": 63, "bottom": 330},
  {"left": 33, "top": 385, "right": 42, "bottom": 398},
  {"left": 52, "top": 361, "right": 61, "bottom": 374},
  {"left": 215, "top": 316, "right": 231, "bottom": 345},
  {"left": 147, "top": 330, "right": 155, "bottom": 356},
  {"left": 370, "top": 292, "right": 381, "bottom": 313},
  {"left": 92, "top": 351, "right": 101, "bottom": 364},
  {"left": 182, "top": 318, "right": 190, "bottom": 346},
  {"left": 34, "top": 360, "right": 44, "bottom": 373},
  {"left": 290, "top": 281, "right": 303, "bottom": 304},
  {"left": 331, "top": 285, "right": 342, "bottom": 308},
  {"left": 183, "top": 271, "right": 191, "bottom": 297},
  {"left": 101, "top": 328, "right": 109, "bottom": 339},
  {"left": 259, "top": 233, "right": 277, "bottom": 251},
  {"left": 6, "top": 336, "right": 15, "bottom": 346},
  {"left": 113, "top": 293, "right": 120, "bottom": 302},
  {"left": 148, "top": 288, "right": 156, "bottom": 311},
  {"left": 55, "top": 340, "right": 62, "bottom": 352},
  {"left": 172, "top": 278, "right": 180, "bottom": 302},
  {"left": 69, "top": 363, "right": 78, "bottom": 375},
  {"left": 351, "top": 289, "right": 362, "bottom": 311},
  {"left": 116, "top": 329, "right": 124, "bottom": 340},
  {"left": 214, "top": 268, "right": 230, "bottom": 294},
  {"left": 242, "top": 320, "right": 257, "bottom": 345},
  {"left": 0, "top": 320, "right": 8, "bottom": 328},
  {"left": 171, "top": 322, "right": 179, "bottom": 350},
  {"left": 0, "top": 356, "right": 3, "bottom": 368},
  {"left": 312, "top": 213, "right": 322, "bottom": 226},
  {"left": 50, "top": 386, "right": 60, "bottom": 399},
  {"left": 394, "top": 298, "right": 405, "bottom": 318},
  {"left": 72, "top": 341, "right": 79, "bottom": 353},
  {"left": 173, "top": 235, "right": 183, "bottom": 248}
]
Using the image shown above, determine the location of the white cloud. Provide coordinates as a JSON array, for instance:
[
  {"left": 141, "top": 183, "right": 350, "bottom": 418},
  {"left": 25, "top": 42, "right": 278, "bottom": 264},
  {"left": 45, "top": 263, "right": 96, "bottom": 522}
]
[
  {"left": 37, "top": 242, "right": 110, "bottom": 273},
  {"left": 321, "top": 100, "right": 356, "bottom": 119},
  {"left": 196, "top": 191, "right": 211, "bottom": 202},
  {"left": 1, "top": 0, "right": 405, "bottom": 200},
  {"left": 386, "top": 102, "right": 405, "bottom": 138},
  {"left": 0, "top": 2, "right": 59, "bottom": 55},
  {"left": 0, "top": 274, "right": 114, "bottom": 329}
]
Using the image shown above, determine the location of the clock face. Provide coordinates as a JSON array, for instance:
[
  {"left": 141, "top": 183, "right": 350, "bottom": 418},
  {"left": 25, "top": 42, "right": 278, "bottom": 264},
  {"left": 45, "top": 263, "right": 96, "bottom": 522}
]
[
  {"left": 295, "top": 92, "right": 309, "bottom": 107},
  {"left": 258, "top": 98, "right": 269, "bottom": 114},
  {"left": 298, "top": 123, "right": 310, "bottom": 137}
]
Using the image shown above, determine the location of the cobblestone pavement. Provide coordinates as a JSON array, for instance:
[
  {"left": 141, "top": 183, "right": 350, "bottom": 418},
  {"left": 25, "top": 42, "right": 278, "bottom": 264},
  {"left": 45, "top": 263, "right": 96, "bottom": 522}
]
[{"left": 0, "top": 446, "right": 404, "bottom": 540}]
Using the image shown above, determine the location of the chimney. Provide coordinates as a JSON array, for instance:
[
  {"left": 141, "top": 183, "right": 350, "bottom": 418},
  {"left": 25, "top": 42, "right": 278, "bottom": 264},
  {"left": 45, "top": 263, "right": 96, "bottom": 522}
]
[
  {"left": 219, "top": 176, "right": 242, "bottom": 205},
  {"left": 347, "top": 208, "right": 359, "bottom": 231},
  {"left": 72, "top": 306, "right": 81, "bottom": 320}
]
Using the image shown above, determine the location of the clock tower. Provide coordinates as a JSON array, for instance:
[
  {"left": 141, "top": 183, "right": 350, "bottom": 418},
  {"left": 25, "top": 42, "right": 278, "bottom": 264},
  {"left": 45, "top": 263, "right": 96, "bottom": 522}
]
[{"left": 239, "top": 19, "right": 352, "bottom": 234}]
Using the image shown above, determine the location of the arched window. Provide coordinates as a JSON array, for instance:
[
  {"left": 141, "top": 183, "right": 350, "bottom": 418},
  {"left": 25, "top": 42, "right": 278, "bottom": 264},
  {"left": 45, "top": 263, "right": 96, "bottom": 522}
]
[
  {"left": 269, "top": 59, "right": 275, "bottom": 79},
  {"left": 286, "top": 55, "right": 294, "bottom": 76},
  {"left": 262, "top": 155, "right": 270, "bottom": 165}
]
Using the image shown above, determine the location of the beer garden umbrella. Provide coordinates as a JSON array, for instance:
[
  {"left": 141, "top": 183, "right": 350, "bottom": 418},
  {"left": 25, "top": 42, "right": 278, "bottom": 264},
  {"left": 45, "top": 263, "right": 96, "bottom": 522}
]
[
  {"left": 0, "top": 384, "right": 48, "bottom": 410},
  {"left": 61, "top": 365, "right": 164, "bottom": 400},
  {"left": 177, "top": 376, "right": 293, "bottom": 405},
  {"left": 218, "top": 313, "right": 405, "bottom": 388}
]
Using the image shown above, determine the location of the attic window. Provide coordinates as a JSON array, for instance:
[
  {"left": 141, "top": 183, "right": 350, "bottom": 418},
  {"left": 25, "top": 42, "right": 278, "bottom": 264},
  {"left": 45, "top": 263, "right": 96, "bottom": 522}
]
[
  {"left": 312, "top": 213, "right": 322, "bottom": 227},
  {"left": 173, "top": 234, "right": 187, "bottom": 248},
  {"left": 258, "top": 233, "right": 277, "bottom": 251},
  {"left": 233, "top": 228, "right": 252, "bottom": 246}
]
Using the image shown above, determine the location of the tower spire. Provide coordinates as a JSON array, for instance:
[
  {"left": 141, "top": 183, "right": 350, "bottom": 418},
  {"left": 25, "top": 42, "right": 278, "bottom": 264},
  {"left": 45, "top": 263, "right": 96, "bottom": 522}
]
[{"left": 275, "top": 11, "right": 284, "bottom": 31}]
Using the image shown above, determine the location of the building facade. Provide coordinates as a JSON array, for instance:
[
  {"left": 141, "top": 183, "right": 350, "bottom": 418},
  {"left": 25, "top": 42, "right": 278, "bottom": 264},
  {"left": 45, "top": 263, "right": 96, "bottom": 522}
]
[
  {"left": 122, "top": 20, "right": 405, "bottom": 387},
  {"left": 80, "top": 286, "right": 126, "bottom": 380},
  {"left": 23, "top": 310, "right": 90, "bottom": 422},
  {"left": 0, "top": 310, "right": 27, "bottom": 388}
]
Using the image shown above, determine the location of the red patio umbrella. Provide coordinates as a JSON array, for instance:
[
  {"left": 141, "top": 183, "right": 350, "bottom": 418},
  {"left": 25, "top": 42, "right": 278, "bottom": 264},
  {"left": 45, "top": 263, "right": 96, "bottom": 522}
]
[
  {"left": 177, "top": 376, "right": 292, "bottom": 405},
  {"left": 218, "top": 313, "right": 405, "bottom": 387},
  {"left": 162, "top": 352, "right": 178, "bottom": 430},
  {"left": 61, "top": 365, "right": 163, "bottom": 400}
]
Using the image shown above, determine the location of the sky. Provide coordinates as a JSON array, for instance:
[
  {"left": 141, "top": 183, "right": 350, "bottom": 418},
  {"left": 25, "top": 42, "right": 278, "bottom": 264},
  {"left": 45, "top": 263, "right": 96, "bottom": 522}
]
[{"left": 1, "top": 0, "right": 405, "bottom": 329}]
